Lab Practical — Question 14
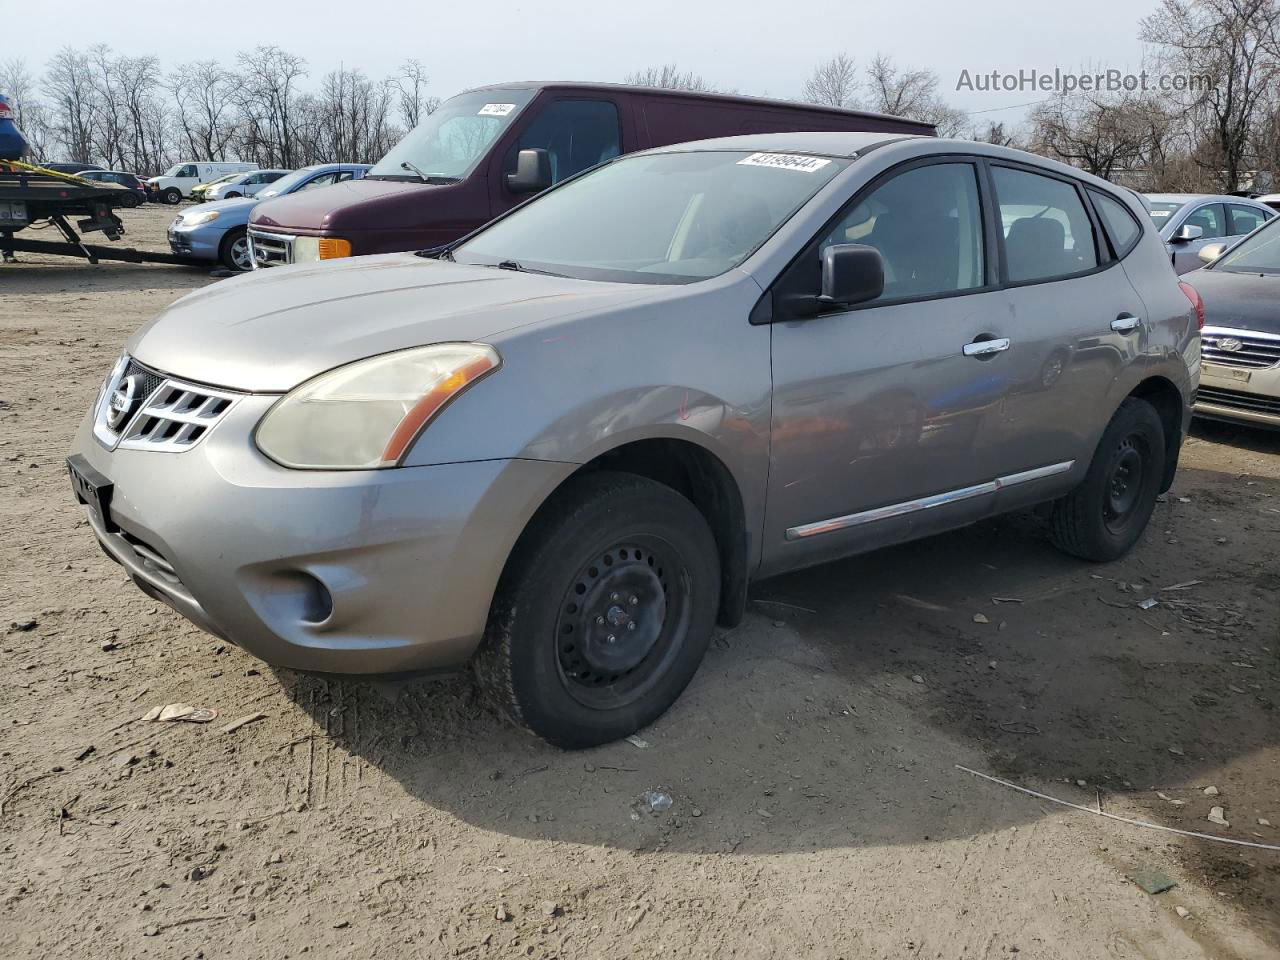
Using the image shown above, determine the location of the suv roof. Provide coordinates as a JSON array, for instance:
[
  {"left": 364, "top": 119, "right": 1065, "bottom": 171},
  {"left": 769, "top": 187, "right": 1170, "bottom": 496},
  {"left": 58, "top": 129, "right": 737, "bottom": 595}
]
[{"left": 460, "top": 81, "right": 938, "bottom": 134}]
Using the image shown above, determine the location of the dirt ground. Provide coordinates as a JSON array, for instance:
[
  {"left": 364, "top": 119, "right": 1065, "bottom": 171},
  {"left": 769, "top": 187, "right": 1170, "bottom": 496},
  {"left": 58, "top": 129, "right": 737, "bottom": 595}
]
[{"left": 2, "top": 203, "right": 1278, "bottom": 959}]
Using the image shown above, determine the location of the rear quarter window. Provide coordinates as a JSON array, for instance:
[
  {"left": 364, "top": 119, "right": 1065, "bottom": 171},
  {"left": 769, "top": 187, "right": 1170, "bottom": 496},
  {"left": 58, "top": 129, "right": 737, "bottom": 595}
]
[{"left": 1089, "top": 189, "right": 1143, "bottom": 258}]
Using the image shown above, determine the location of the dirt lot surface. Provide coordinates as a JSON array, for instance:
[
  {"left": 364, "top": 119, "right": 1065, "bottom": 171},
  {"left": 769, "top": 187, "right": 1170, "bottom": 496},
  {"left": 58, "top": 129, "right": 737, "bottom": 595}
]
[{"left": 2, "top": 204, "right": 1279, "bottom": 959}]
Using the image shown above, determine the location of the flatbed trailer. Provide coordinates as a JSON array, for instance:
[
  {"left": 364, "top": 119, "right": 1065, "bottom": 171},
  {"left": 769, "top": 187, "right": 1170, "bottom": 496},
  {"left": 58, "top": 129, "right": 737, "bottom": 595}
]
[{"left": 0, "top": 161, "right": 206, "bottom": 267}]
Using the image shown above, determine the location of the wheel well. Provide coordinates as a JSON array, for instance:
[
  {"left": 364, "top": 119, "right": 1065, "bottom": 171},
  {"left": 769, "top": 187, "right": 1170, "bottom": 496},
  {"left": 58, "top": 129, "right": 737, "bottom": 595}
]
[
  {"left": 572, "top": 439, "right": 749, "bottom": 628},
  {"left": 1127, "top": 376, "right": 1185, "bottom": 493}
]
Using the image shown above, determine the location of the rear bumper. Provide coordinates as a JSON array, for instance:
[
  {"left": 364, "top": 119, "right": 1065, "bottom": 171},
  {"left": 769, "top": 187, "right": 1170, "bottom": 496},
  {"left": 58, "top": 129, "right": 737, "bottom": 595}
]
[
  {"left": 68, "top": 397, "right": 573, "bottom": 674},
  {"left": 1195, "top": 363, "right": 1280, "bottom": 429}
]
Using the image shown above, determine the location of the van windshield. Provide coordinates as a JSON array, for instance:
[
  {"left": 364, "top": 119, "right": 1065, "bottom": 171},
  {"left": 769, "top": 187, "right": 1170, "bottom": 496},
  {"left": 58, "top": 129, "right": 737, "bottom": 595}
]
[
  {"left": 367, "top": 90, "right": 534, "bottom": 183},
  {"left": 453, "top": 150, "right": 847, "bottom": 284}
]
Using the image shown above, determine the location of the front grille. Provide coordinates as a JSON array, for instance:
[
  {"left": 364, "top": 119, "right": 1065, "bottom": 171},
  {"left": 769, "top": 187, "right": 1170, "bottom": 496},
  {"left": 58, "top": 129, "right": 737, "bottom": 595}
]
[
  {"left": 247, "top": 229, "right": 292, "bottom": 268},
  {"left": 93, "top": 355, "right": 241, "bottom": 452},
  {"left": 1202, "top": 328, "right": 1280, "bottom": 369},
  {"left": 1197, "top": 385, "right": 1280, "bottom": 416}
]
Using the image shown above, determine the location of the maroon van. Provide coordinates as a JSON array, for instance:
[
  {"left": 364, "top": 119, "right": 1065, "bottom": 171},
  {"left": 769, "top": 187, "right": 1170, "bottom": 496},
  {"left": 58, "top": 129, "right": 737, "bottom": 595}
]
[{"left": 247, "top": 81, "right": 935, "bottom": 267}]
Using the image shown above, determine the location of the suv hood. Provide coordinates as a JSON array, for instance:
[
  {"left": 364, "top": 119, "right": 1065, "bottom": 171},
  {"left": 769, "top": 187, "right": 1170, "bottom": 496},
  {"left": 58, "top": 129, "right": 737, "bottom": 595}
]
[{"left": 127, "top": 254, "right": 653, "bottom": 392}]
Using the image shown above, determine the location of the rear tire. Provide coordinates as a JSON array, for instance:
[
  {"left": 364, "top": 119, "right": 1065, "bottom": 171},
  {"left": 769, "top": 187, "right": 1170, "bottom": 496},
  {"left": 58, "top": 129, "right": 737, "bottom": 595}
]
[
  {"left": 162, "top": 187, "right": 181, "bottom": 205},
  {"left": 475, "top": 472, "right": 720, "bottom": 748},
  {"left": 218, "top": 228, "right": 253, "bottom": 272},
  {"left": 120, "top": 193, "right": 140, "bottom": 208},
  {"left": 1049, "top": 398, "right": 1166, "bottom": 562}
]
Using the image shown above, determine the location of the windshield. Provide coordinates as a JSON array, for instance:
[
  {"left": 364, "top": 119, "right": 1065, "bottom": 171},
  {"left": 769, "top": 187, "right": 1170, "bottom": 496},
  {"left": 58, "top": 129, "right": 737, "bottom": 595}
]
[
  {"left": 1212, "top": 217, "right": 1280, "bottom": 274},
  {"left": 1147, "top": 201, "right": 1185, "bottom": 223},
  {"left": 258, "top": 167, "right": 328, "bottom": 198},
  {"left": 367, "top": 90, "right": 534, "bottom": 182},
  {"left": 455, "top": 150, "right": 848, "bottom": 284}
]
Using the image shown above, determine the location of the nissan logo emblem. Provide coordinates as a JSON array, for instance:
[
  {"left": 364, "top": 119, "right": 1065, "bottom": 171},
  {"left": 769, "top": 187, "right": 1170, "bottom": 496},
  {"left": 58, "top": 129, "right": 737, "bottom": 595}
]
[
  {"left": 106, "top": 373, "right": 143, "bottom": 430},
  {"left": 1217, "top": 337, "right": 1244, "bottom": 352}
]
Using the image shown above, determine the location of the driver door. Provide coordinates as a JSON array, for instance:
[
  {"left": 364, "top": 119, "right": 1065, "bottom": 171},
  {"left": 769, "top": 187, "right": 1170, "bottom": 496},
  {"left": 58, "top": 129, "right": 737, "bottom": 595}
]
[{"left": 762, "top": 158, "right": 1012, "bottom": 575}]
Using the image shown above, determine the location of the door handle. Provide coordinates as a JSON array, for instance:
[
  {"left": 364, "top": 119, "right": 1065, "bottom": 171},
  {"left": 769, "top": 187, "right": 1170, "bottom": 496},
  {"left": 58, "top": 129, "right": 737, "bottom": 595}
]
[
  {"left": 962, "top": 337, "right": 1011, "bottom": 357},
  {"left": 1111, "top": 313, "right": 1141, "bottom": 333}
]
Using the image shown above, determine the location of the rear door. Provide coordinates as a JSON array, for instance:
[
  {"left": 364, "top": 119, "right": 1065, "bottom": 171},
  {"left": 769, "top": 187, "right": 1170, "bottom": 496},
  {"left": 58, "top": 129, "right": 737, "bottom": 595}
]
[{"left": 983, "top": 164, "right": 1147, "bottom": 512}]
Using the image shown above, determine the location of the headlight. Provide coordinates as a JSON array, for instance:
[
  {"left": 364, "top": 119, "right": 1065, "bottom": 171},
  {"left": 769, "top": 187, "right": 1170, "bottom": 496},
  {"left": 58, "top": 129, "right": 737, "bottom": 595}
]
[
  {"left": 254, "top": 343, "right": 501, "bottom": 469},
  {"left": 292, "top": 236, "right": 352, "bottom": 262},
  {"left": 182, "top": 210, "right": 219, "bottom": 226}
]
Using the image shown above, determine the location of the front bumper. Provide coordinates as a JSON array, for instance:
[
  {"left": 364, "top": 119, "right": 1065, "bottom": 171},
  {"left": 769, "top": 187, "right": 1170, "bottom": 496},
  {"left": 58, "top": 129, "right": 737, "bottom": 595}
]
[
  {"left": 167, "top": 223, "right": 221, "bottom": 260},
  {"left": 69, "top": 393, "right": 572, "bottom": 674},
  {"left": 1196, "top": 361, "right": 1280, "bottom": 429}
]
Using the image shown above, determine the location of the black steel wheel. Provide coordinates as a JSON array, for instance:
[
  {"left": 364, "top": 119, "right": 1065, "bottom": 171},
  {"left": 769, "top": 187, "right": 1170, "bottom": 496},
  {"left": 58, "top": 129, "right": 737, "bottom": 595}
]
[
  {"left": 476, "top": 472, "right": 720, "bottom": 748},
  {"left": 1050, "top": 398, "right": 1166, "bottom": 562}
]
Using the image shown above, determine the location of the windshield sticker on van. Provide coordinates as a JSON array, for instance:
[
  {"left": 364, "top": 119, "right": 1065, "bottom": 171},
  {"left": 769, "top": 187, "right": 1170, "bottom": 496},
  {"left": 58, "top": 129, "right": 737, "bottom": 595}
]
[
  {"left": 737, "top": 153, "right": 832, "bottom": 173},
  {"left": 478, "top": 103, "right": 517, "bottom": 117}
]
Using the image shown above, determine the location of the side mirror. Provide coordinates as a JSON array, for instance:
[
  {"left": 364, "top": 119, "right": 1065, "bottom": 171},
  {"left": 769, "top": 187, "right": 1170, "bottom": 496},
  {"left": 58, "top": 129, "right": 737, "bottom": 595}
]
[
  {"left": 1171, "top": 223, "right": 1204, "bottom": 243},
  {"left": 820, "top": 243, "right": 885, "bottom": 306},
  {"left": 1198, "top": 241, "right": 1227, "bottom": 263},
  {"left": 507, "top": 148, "right": 552, "bottom": 194}
]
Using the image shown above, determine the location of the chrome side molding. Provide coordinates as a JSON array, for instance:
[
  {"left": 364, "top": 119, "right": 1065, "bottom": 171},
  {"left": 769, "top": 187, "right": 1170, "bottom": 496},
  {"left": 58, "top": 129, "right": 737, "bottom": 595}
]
[{"left": 785, "top": 460, "right": 1075, "bottom": 541}]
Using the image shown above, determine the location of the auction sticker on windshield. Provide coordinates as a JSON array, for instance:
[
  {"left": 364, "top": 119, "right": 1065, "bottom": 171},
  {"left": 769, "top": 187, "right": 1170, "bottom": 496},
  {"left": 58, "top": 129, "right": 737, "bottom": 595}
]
[
  {"left": 478, "top": 103, "right": 517, "bottom": 117},
  {"left": 737, "top": 153, "right": 832, "bottom": 173}
]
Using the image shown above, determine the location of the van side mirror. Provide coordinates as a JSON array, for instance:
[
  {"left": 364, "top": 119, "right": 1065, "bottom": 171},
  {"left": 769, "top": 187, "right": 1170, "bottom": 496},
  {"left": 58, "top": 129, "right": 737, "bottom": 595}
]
[
  {"left": 1171, "top": 223, "right": 1204, "bottom": 243},
  {"left": 819, "top": 243, "right": 884, "bottom": 306},
  {"left": 507, "top": 148, "right": 552, "bottom": 194},
  {"left": 1198, "top": 241, "right": 1227, "bottom": 263}
]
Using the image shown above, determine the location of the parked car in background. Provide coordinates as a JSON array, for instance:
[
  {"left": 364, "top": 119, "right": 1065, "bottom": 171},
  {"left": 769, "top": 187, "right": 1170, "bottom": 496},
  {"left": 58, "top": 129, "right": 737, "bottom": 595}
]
[
  {"left": 207, "top": 169, "right": 290, "bottom": 202},
  {"left": 76, "top": 133, "right": 1196, "bottom": 747},
  {"left": 1145, "top": 193, "right": 1275, "bottom": 274},
  {"left": 248, "top": 80, "right": 935, "bottom": 266},
  {"left": 38, "top": 161, "right": 106, "bottom": 175},
  {"left": 172, "top": 164, "right": 370, "bottom": 271},
  {"left": 0, "top": 94, "right": 27, "bottom": 161},
  {"left": 149, "top": 161, "right": 258, "bottom": 205},
  {"left": 1253, "top": 193, "right": 1280, "bottom": 212},
  {"left": 1186, "top": 218, "right": 1280, "bottom": 428},
  {"left": 78, "top": 170, "right": 149, "bottom": 206},
  {"left": 191, "top": 172, "right": 240, "bottom": 203}
]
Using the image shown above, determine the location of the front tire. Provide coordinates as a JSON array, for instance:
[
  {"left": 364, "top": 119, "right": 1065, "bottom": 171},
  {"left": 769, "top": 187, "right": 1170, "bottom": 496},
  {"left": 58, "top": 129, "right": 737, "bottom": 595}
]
[
  {"left": 218, "top": 228, "right": 253, "bottom": 272},
  {"left": 1049, "top": 397, "right": 1166, "bottom": 562},
  {"left": 476, "top": 472, "right": 720, "bottom": 748},
  {"left": 162, "top": 187, "right": 182, "bottom": 205},
  {"left": 224, "top": 191, "right": 242, "bottom": 199}
]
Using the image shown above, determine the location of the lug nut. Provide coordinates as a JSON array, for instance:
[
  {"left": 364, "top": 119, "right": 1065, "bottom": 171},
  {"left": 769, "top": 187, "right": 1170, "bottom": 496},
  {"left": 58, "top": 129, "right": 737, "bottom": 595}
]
[
  {"left": 610, "top": 592, "right": 620, "bottom": 602},
  {"left": 627, "top": 622, "right": 637, "bottom": 631},
  {"left": 606, "top": 634, "right": 616, "bottom": 644},
  {"left": 595, "top": 615, "right": 605, "bottom": 625},
  {"left": 628, "top": 595, "right": 638, "bottom": 606}
]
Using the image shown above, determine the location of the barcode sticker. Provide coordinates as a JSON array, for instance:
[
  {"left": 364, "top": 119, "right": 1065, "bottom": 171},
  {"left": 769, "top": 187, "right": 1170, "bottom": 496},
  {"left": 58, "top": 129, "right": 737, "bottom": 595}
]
[
  {"left": 737, "top": 153, "right": 832, "bottom": 173},
  {"left": 478, "top": 103, "right": 516, "bottom": 117}
]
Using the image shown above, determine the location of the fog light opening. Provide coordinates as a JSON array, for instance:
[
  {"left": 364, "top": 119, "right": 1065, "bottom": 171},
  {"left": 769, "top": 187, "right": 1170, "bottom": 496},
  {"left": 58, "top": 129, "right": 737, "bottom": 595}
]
[{"left": 297, "top": 572, "right": 334, "bottom": 625}]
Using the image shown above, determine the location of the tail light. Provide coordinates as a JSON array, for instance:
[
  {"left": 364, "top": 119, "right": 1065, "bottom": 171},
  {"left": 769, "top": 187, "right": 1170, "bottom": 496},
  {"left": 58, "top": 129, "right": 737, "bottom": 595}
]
[
  {"left": 1178, "top": 281, "right": 1204, "bottom": 329},
  {"left": 0, "top": 100, "right": 12, "bottom": 119}
]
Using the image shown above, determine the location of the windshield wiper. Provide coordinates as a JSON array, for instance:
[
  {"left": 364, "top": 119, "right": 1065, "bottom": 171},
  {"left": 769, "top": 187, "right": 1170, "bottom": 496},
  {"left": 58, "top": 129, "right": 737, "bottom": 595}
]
[
  {"left": 496, "top": 259, "right": 523, "bottom": 271},
  {"left": 396, "top": 161, "right": 461, "bottom": 185}
]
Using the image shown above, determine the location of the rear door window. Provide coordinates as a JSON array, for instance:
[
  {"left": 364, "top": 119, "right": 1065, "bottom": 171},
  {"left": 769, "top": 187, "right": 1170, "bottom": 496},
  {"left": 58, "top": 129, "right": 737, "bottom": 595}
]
[
  {"left": 507, "top": 100, "right": 621, "bottom": 186},
  {"left": 1089, "top": 189, "right": 1142, "bottom": 258},
  {"left": 1227, "top": 203, "right": 1269, "bottom": 236},
  {"left": 992, "top": 166, "right": 1098, "bottom": 283}
]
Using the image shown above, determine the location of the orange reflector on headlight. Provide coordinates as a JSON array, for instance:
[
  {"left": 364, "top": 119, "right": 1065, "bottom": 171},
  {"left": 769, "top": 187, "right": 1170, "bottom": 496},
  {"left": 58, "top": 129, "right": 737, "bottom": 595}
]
[
  {"left": 318, "top": 237, "right": 352, "bottom": 259},
  {"left": 380, "top": 352, "right": 501, "bottom": 464}
]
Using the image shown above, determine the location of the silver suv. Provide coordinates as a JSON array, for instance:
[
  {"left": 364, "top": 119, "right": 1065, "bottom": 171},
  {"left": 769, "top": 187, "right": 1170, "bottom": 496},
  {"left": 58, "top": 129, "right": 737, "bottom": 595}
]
[{"left": 69, "top": 133, "right": 1199, "bottom": 747}]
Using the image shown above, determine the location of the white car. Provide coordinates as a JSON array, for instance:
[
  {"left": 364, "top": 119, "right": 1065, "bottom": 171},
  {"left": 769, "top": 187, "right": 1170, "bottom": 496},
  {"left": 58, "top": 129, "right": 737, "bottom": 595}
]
[
  {"left": 207, "top": 169, "right": 291, "bottom": 202},
  {"left": 148, "top": 161, "right": 258, "bottom": 205}
]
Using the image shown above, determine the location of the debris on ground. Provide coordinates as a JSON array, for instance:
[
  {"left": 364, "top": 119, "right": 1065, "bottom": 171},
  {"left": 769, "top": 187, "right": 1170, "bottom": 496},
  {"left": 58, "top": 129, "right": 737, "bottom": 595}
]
[
  {"left": 624, "top": 735, "right": 649, "bottom": 749},
  {"left": 141, "top": 703, "right": 219, "bottom": 723},
  {"left": 973, "top": 613, "right": 990, "bottom": 624},
  {"left": 640, "top": 790, "right": 673, "bottom": 813},
  {"left": 1130, "top": 866, "right": 1177, "bottom": 895},
  {"left": 1175, "top": 906, "right": 1191, "bottom": 919},
  {"left": 220, "top": 712, "right": 266, "bottom": 734},
  {"left": 1207, "top": 806, "right": 1229, "bottom": 827},
  {"left": 1203, "top": 785, "right": 1219, "bottom": 796}
]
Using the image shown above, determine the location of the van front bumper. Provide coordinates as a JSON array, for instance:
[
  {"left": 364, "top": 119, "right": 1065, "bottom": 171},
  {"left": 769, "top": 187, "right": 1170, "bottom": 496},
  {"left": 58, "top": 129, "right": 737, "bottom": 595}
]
[
  {"left": 68, "top": 394, "right": 572, "bottom": 675},
  {"left": 1196, "top": 361, "right": 1280, "bottom": 429}
]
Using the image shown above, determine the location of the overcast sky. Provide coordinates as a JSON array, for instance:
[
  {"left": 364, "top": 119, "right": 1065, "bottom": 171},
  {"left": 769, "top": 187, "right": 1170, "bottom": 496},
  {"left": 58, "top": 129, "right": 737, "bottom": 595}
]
[{"left": 7, "top": 0, "right": 1160, "bottom": 124}]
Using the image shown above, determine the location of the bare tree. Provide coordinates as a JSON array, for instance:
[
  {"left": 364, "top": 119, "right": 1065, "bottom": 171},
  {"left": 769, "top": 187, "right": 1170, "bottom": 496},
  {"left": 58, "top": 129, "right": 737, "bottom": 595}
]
[
  {"left": 1142, "top": 0, "right": 1280, "bottom": 190},
  {"left": 1029, "top": 91, "right": 1163, "bottom": 180},
  {"left": 802, "top": 53, "right": 859, "bottom": 108},
  {"left": 233, "top": 46, "right": 309, "bottom": 167},
  {"left": 969, "top": 120, "right": 1023, "bottom": 147},
  {"left": 44, "top": 47, "right": 98, "bottom": 163},
  {"left": 0, "top": 58, "right": 51, "bottom": 159},
  {"left": 863, "top": 54, "right": 966, "bottom": 134},
  {"left": 168, "top": 60, "right": 237, "bottom": 163},
  {"left": 391, "top": 59, "right": 438, "bottom": 131},
  {"left": 624, "top": 64, "right": 715, "bottom": 92}
]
